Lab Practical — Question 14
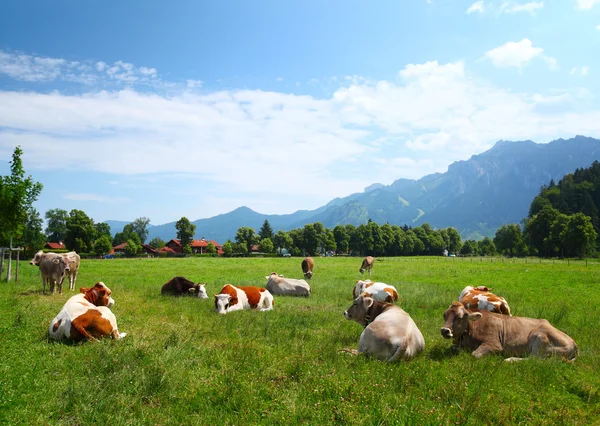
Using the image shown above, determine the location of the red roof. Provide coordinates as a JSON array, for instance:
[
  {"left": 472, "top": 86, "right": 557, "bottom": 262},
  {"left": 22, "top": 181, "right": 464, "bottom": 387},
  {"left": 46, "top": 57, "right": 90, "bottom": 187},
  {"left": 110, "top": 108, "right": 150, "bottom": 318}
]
[
  {"left": 166, "top": 239, "right": 182, "bottom": 247},
  {"left": 142, "top": 244, "right": 158, "bottom": 254},
  {"left": 251, "top": 244, "right": 259, "bottom": 252},
  {"left": 191, "top": 239, "right": 222, "bottom": 248},
  {"left": 45, "top": 242, "right": 65, "bottom": 250},
  {"left": 113, "top": 242, "right": 128, "bottom": 250},
  {"left": 159, "top": 246, "right": 176, "bottom": 253}
]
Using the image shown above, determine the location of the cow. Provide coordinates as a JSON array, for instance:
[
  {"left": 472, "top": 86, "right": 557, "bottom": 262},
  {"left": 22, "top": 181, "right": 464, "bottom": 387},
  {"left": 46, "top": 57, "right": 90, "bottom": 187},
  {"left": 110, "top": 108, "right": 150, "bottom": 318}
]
[
  {"left": 49, "top": 282, "right": 127, "bottom": 342},
  {"left": 265, "top": 272, "right": 311, "bottom": 297},
  {"left": 161, "top": 276, "right": 208, "bottom": 299},
  {"left": 359, "top": 256, "right": 374, "bottom": 276},
  {"left": 30, "top": 250, "right": 71, "bottom": 295},
  {"left": 301, "top": 257, "right": 315, "bottom": 279},
  {"left": 214, "top": 284, "right": 274, "bottom": 315},
  {"left": 352, "top": 280, "right": 399, "bottom": 304},
  {"left": 342, "top": 294, "right": 425, "bottom": 362},
  {"left": 459, "top": 286, "right": 511, "bottom": 315},
  {"left": 61, "top": 251, "right": 81, "bottom": 291},
  {"left": 440, "top": 302, "right": 578, "bottom": 361}
]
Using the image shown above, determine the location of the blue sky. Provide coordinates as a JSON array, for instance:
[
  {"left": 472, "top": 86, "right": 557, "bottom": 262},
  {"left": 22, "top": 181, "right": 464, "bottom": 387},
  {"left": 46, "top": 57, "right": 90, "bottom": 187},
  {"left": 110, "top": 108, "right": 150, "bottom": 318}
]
[{"left": 1, "top": 0, "right": 600, "bottom": 226}]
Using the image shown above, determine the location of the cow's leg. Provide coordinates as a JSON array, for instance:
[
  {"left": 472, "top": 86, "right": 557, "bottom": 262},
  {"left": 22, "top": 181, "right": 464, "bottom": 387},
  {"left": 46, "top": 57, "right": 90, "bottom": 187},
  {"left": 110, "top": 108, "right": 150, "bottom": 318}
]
[
  {"left": 528, "top": 332, "right": 551, "bottom": 359},
  {"left": 49, "top": 278, "right": 55, "bottom": 295},
  {"left": 111, "top": 329, "right": 127, "bottom": 340},
  {"left": 340, "top": 348, "right": 361, "bottom": 356},
  {"left": 42, "top": 276, "right": 47, "bottom": 295},
  {"left": 58, "top": 277, "right": 63, "bottom": 295},
  {"left": 471, "top": 344, "right": 501, "bottom": 358},
  {"left": 71, "top": 270, "right": 78, "bottom": 291}
]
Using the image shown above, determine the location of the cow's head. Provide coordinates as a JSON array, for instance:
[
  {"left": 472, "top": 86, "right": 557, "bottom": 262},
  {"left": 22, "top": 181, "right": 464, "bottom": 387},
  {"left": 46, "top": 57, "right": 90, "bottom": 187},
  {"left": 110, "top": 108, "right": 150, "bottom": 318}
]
[
  {"left": 188, "top": 283, "right": 208, "bottom": 299},
  {"left": 80, "top": 282, "right": 115, "bottom": 308},
  {"left": 29, "top": 250, "right": 44, "bottom": 266},
  {"left": 440, "top": 302, "right": 482, "bottom": 340},
  {"left": 303, "top": 270, "right": 313, "bottom": 279},
  {"left": 54, "top": 256, "right": 71, "bottom": 274},
  {"left": 214, "top": 293, "right": 237, "bottom": 314},
  {"left": 344, "top": 294, "right": 375, "bottom": 327},
  {"left": 265, "top": 272, "right": 284, "bottom": 281}
]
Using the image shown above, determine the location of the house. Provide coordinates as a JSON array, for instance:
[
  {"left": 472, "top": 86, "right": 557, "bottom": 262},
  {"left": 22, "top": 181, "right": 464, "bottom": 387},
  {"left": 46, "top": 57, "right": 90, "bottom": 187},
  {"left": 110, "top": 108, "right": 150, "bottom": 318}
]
[
  {"left": 44, "top": 241, "right": 65, "bottom": 250},
  {"left": 190, "top": 238, "right": 223, "bottom": 254},
  {"left": 158, "top": 246, "right": 176, "bottom": 254},
  {"left": 164, "top": 239, "right": 183, "bottom": 254},
  {"left": 112, "top": 242, "right": 158, "bottom": 256}
]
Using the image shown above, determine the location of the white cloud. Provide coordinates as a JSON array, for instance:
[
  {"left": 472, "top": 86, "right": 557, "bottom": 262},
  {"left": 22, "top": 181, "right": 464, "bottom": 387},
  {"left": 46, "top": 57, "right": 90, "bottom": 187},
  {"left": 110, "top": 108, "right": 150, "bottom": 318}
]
[
  {"left": 500, "top": 1, "right": 544, "bottom": 14},
  {"left": 596, "top": 24, "right": 600, "bottom": 30},
  {"left": 577, "top": 0, "right": 600, "bottom": 9},
  {"left": 1, "top": 55, "right": 599, "bottom": 206},
  {"left": 570, "top": 66, "right": 590, "bottom": 76},
  {"left": 485, "top": 39, "right": 557, "bottom": 69},
  {"left": 466, "top": 1, "right": 485, "bottom": 13}
]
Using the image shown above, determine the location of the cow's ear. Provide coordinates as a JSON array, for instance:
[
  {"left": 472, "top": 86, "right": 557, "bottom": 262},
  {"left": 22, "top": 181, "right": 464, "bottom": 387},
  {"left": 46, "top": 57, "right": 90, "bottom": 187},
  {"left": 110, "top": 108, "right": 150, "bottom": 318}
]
[
  {"left": 189, "top": 288, "right": 196, "bottom": 293},
  {"left": 279, "top": 274, "right": 284, "bottom": 277},
  {"left": 213, "top": 293, "right": 218, "bottom": 298},
  {"left": 80, "top": 287, "right": 90, "bottom": 294},
  {"left": 53, "top": 258, "right": 60, "bottom": 264},
  {"left": 356, "top": 280, "right": 359, "bottom": 283},
  {"left": 265, "top": 276, "right": 271, "bottom": 280},
  {"left": 230, "top": 297, "right": 238, "bottom": 305},
  {"left": 468, "top": 312, "right": 482, "bottom": 322},
  {"left": 362, "top": 295, "right": 374, "bottom": 308}
]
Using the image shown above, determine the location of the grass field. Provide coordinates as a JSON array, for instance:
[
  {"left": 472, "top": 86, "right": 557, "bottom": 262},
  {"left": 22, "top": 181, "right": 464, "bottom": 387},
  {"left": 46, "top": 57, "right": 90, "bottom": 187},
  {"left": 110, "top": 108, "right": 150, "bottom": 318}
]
[{"left": 1, "top": 256, "right": 599, "bottom": 425}]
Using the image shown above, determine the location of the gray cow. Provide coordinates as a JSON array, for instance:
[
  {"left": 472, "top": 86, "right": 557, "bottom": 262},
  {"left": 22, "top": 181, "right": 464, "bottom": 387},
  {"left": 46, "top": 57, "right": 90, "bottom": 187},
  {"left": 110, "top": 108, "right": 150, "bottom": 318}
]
[
  {"left": 62, "top": 251, "right": 81, "bottom": 291},
  {"left": 30, "top": 250, "right": 71, "bottom": 295},
  {"left": 265, "top": 272, "right": 311, "bottom": 297}
]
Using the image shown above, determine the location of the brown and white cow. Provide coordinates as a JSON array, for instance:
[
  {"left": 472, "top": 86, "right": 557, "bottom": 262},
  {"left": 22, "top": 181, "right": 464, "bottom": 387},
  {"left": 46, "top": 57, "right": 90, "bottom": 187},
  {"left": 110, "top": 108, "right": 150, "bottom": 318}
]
[
  {"left": 49, "top": 282, "right": 127, "bottom": 342},
  {"left": 440, "top": 302, "right": 578, "bottom": 361},
  {"left": 343, "top": 294, "right": 425, "bottom": 362},
  {"left": 265, "top": 272, "right": 311, "bottom": 297},
  {"left": 359, "top": 256, "right": 374, "bottom": 276},
  {"left": 161, "top": 276, "right": 208, "bottom": 299},
  {"left": 61, "top": 251, "right": 81, "bottom": 291},
  {"left": 459, "top": 286, "right": 511, "bottom": 315},
  {"left": 352, "top": 280, "right": 399, "bottom": 304},
  {"left": 214, "top": 284, "right": 274, "bottom": 314},
  {"left": 301, "top": 257, "right": 315, "bottom": 279},
  {"left": 30, "top": 250, "right": 71, "bottom": 295}
]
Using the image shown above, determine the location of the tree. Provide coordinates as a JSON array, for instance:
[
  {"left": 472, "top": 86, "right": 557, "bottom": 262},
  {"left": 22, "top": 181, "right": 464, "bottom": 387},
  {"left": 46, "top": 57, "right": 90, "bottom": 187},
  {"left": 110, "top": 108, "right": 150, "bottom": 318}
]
[
  {"left": 322, "top": 229, "right": 337, "bottom": 253},
  {"left": 124, "top": 238, "right": 141, "bottom": 256},
  {"left": 259, "top": 238, "right": 274, "bottom": 254},
  {"left": 113, "top": 223, "right": 137, "bottom": 246},
  {"left": 333, "top": 225, "right": 350, "bottom": 254},
  {"left": 494, "top": 224, "right": 523, "bottom": 256},
  {"left": 21, "top": 208, "right": 45, "bottom": 256},
  {"left": 524, "top": 205, "right": 561, "bottom": 257},
  {"left": 94, "top": 222, "right": 112, "bottom": 239},
  {"left": 65, "top": 209, "right": 96, "bottom": 253},
  {"left": 206, "top": 242, "right": 217, "bottom": 255},
  {"left": 477, "top": 237, "right": 496, "bottom": 256},
  {"left": 131, "top": 217, "right": 151, "bottom": 243},
  {"left": 302, "top": 224, "right": 319, "bottom": 256},
  {"left": 0, "top": 146, "right": 43, "bottom": 246},
  {"left": 273, "top": 230, "right": 293, "bottom": 254},
  {"left": 235, "top": 242, "right": 248, "bottom": 256},
  {"left": 148, "top": 237, "right": 165, "bottom": 249},
  {"left": 460, "top": 240, "right": 478, "bottom": 256},
  {"left": 259, "top": 219, "right": 274, "bottom": 241},
  {"left": 45, "top": 208, "right": 68, "bottom": 242},
  {"left": 183, "top": 244, "right": 192, "bottom": 255},
  {"left": 222, "top": 240, "right": 234, "bottom": 257},
  {"left": 176, "top": 217, "right": 196, "bottom": 248},
  {"left": 445, "top": 227, "right": 462, "bottom": 254},
  {"left": 235, "top": 226, "right": 257, "bottom": 253},
  {"left": 94, "top": 235, "right": 113, "bottom": 256},
  {"left": 563, "top": 213, "right": 597, "bottom": 258}
]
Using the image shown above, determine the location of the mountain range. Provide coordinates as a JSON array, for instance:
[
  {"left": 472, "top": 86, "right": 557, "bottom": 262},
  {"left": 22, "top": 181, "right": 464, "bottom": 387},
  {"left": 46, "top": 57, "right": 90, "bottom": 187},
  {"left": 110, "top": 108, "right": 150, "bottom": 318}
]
[{"left": 106, "top": 135, "right": 600, "bottom": 243}]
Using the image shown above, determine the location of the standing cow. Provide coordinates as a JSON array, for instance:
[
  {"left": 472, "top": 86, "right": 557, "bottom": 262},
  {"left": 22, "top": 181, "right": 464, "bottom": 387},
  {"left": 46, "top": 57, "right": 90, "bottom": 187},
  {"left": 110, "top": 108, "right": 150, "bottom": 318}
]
[
  {"left": 343, "top": 294, "right": 425, "bottom": 362},
  {"left": 30, "top": 251, "right": 71, "bottom": 295},
  {"left": 301, "top": 257, "right": 315, "bottom": 279},
  {"left": 61, "top": 251, "right": 81, "bottom": 291},
  {"left": 359, "top": 256, "right": 374, "bottom": 276},
  {"left": 440, "top": 302, "right": 578, "bottom": 361}
]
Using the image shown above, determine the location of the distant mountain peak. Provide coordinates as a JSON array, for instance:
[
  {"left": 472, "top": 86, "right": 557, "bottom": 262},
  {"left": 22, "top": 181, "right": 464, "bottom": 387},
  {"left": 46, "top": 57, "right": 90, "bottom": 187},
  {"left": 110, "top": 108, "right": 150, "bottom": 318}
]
[{"left": 364, "top": 183, "right": 385, "bottom": 193}]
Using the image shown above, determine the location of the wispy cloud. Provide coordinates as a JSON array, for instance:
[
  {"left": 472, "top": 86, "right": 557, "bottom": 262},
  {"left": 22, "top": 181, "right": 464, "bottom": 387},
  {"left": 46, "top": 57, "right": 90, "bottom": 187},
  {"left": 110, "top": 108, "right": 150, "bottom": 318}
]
[
  {"left": 0, "top": 50, "right": 160, "bottom": 86},
  {"left": 570, "top": 66, "right": 590, "bottom": 76},
  {"left": 467, "top": 1, "right": 544, "bottom": 15},
  {"left": 485, "top": 39, "right": 557, "bottom": 69},
  {"left": 577, "top": 0, "right": 600, "bottom": 9},
  {"left": 466, "top": 1, "right": 485, "bottom": 13},
  {"left": 500, "top": 1, "right": 544, "bottom": 14},
  {"left": 63, "top": 193, "right": 130, "bottom": 203}
]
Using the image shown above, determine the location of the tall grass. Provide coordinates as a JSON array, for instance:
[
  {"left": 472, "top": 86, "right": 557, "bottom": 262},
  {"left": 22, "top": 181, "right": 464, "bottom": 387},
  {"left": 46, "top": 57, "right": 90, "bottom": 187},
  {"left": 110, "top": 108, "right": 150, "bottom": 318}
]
[{"left": 0, "top": 256, "right": 599, "bottom": 425}]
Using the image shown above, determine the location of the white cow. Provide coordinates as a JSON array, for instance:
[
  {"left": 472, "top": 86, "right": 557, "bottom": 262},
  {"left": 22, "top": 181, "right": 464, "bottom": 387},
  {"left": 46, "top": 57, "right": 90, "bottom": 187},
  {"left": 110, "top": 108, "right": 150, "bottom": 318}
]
[
  {"left": 352, "top": 280, "right": 399, "bottom": 304},
  {"left": 265, "top": 272, "right": 311, "bottom": 297}
]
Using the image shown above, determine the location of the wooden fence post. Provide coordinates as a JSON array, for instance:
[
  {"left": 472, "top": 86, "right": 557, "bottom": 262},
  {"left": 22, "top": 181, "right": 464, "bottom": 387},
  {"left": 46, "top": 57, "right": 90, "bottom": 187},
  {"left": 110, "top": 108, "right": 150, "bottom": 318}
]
[{"left": 15, "top": 250, "right": 20, "bottom": 282}]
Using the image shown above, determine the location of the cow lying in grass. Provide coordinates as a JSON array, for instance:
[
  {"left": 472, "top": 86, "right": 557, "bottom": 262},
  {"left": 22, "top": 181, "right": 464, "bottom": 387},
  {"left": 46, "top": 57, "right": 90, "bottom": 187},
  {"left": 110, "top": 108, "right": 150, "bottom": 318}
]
[
  {"left": 352, "top": 280, "right": 399, "bottom": 304},
  {"left": 214, "top": 284, "right": 274, "bottom": 314},
  {"left": 49, "top": 282, "right": 127, "bottom": 342},
  {"left": 342, "top": 294, "right": 425, "bottom": 362},
  {"left": 265, "top": 272, "right": 311, "bottom": 297},
  {"left": 459, "top": 286, "right": 511, "bottom": 315},
  {"left": 161, "top": 276, "right": 208, "bottom": 299},
  {"left": 440, "top": 302, "right": 578, "bottom": 361}
]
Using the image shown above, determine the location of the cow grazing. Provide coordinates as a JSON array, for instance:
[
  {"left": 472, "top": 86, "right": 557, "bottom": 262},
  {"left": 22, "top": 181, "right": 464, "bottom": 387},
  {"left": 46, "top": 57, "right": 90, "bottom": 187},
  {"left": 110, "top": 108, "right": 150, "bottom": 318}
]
[
  {"left": 265, "top": 272, "right": 311, "bottom": 297},
  {"left": 161, "top": 276, "right": 208, "bottom": 299},
  {"left": 30, "top": 250, "right": 71, "bottom": 295},
  {"left": 459, "top": 286, "right": 511, "bottom": 315},
  {"left": 49, "top": 282, "right": 127, "bottom": 342},
  {"left": 62, "top": 251, "right": 81, "bottom": 291},
  {"left": 440, "top": 302, "right": 578, "bottom": 361},
  {"left": 343, "top": 294, "right": 425, "bottom": 362},
  {"left": 359, "top": 256, "right": 374, "bottom": 276},
  {"left": 301, "top": 257, "right": 315, "bottom": 279},
  {"left": 214, "top": 284, "right": 274, "bottom": 314},
  {"left": 353, "top": 280, "right": 399, "bottom": 304}
]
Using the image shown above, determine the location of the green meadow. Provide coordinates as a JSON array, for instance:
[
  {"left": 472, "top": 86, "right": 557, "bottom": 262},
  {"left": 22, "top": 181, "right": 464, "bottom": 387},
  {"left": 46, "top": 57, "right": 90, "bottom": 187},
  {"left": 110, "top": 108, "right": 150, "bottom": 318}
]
[{"left": 1, "top": 256, "right": 599, "bottom": 425}]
